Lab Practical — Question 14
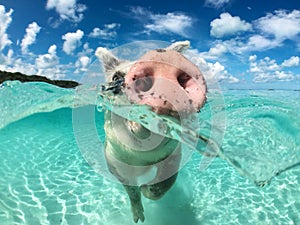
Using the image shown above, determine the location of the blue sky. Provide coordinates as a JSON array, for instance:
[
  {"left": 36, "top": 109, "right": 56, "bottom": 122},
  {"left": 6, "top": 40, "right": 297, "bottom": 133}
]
[{"left": 0, "top": 0, "right": 299, "bottom": 89}]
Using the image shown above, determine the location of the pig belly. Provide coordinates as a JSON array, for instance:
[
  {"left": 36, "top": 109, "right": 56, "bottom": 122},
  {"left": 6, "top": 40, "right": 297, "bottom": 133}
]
[
  {"left": 105, "top": 146, "right": 158, "bottom": 186},
  {"left": 105, "top": 141, "right": 181, "bottom": 186}
]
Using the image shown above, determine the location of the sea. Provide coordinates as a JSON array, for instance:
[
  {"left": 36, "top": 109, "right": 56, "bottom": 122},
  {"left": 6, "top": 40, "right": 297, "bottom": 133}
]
[{"left": 0, "top": 80, "right": 299, "bottom": 225}]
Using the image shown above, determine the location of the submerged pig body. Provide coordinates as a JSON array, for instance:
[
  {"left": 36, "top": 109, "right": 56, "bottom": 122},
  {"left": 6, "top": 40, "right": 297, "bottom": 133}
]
[{"left": 96, "top": 41, "right": 207, "bottom": 223}]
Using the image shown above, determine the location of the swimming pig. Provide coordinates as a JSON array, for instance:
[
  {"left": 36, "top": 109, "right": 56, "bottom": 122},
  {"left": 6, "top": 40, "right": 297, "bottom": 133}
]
[{"left": 96, "top": 41, "right": 207, "bottom": 223}]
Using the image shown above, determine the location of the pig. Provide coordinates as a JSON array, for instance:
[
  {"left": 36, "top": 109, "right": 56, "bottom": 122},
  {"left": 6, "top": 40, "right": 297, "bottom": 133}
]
[{"left": 95, "top": 41, "right": 207, "bottom": 223}]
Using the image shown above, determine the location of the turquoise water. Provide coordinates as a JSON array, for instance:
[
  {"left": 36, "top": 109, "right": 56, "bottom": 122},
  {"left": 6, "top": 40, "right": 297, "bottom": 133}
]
[{"left": 0, "top": 82, "right": 299, "bottom": 224}]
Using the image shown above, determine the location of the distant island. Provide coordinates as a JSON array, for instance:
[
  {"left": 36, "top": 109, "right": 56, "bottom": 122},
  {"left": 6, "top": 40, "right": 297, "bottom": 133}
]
[{"left": 0, "top": 70, "right": 79, "bottom": 88}]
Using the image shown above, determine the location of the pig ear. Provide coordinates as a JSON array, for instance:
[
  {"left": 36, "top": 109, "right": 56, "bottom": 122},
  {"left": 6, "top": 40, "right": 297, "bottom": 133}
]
[
  {"left": 95, "top": 47, "right": 121, "bottom": 71},
  {"left": 166, "top": 40, "right": 190, "bottom": 52}
]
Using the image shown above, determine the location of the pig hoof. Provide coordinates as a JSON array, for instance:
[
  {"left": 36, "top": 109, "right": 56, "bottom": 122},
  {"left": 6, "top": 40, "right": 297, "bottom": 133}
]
[
  {"left": 132, "top": 202, "right": 145, "bottom": 223},
  {"left": 141, "top": 184, "right": 162, "bottom": 200}
]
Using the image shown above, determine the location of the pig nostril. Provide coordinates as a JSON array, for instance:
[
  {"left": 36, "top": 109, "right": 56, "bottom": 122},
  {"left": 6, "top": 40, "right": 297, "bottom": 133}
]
[
  {"left": 134, "top": 76, "right": 153, "bottom": 92},
  {"left": 177, "top": 73, "right": 191, "bottom": 89}
]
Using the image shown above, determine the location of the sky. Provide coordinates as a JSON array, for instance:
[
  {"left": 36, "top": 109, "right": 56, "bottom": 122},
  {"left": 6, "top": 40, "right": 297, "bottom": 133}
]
[{"left": 0, "top": 0, "right": 299, "bottom": 89}]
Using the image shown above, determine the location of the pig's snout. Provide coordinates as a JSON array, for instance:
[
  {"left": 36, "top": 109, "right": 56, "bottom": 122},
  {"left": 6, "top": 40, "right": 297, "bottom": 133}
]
[{"left": 124, "top": 52, "right": 207, "bottom": 115}]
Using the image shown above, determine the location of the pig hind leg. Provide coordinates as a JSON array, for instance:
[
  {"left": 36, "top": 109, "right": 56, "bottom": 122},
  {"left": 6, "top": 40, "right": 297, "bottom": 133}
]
[
  {"left": 141, "top": 150, "right": 181, "bottom": 200},
  {"left": 140, "top": 172, "right": 178, "bottom": 200},
  {"left": 105, "top": 155, "right": 145, "bottom": 223}
]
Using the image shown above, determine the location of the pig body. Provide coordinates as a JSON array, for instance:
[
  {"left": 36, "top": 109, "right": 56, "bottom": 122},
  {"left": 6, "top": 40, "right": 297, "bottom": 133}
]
[{"left": 96, "top": 41, "right": 207, "bottom": 223}]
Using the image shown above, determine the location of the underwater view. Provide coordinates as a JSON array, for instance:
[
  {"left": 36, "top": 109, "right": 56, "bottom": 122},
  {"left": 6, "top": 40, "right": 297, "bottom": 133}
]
[{"left": 0, "top": 81, "right": 299, "bottom": 224}]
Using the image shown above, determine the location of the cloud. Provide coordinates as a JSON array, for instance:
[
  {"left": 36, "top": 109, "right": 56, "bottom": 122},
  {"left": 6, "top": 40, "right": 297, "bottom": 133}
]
[
  {"left": 237, "top": 9, "right": 300, "bottom": 52},
  {"left": 89, "top": 23, "right": 120, "bottom": 39},
  {"left": 46, "top": 0, "right": 87, "bottom": 23},
  {"left": 62, "top": 29, "right": 84, "bottom": 55},
  {"left": 247, "top": 35, "right": 280, "bottom": 51},
  {"left": 35, "top": 45, "right": 65, "bottom": 79},
  {"left": 210, "top": 13, "right": 252, "bottom": 38},
  {"left": 207, "top": 43, "right": 228, "bottom": 56},
  {"left": 35, "top": 45, "right": 58, "bottom": 69},
  {"left": 249, "top": 54, "right": 257, "bottom": 62},
  {"left": 249, "top": 55, "right": 296, "bottom": 82},
  {"left": 253, "top": 70, "right": 294, "bottom": 83},
  {"left": 255, "top": 10, "right": 300, "bottom": 41},
  {"left": 74, "top": 43, "right": 93, "bottom": 74},
  {"left": 185, "top": 49, "right": 239, "bottom": 84},
  {"left": 130, "top": 7, "right": 194, "bottom": 37},
  {"left": 0, "top": 49, "right": 37, "bottom": 76},
  {"left": 78, "top": 56, "right": 89, "bottom": 68},
  {"left": 282, "top": 56, "right": 300, "bottom": 67},
  {"left": 205, "top": 0, "right": 231, "bottom": 9},
  {"left": 145, "top": 13, "right": 193, "bottom": 37},
  {"left": 0, "top": 48, "right": 13, "bottom": 69},
  {"left": 75, "top": 56, "right": 90, "bottom": 73},
  {"left": 206, "top": 9, "right": 300, "bottom": 56},
  {"left": 0, "top": 5, "right": 13, "bottom": 51},
  {"left": 21, "top": 22, "right": 41, "bottom": 54},
  {"left": 199, "top": 42, "right": 228, "bottom": 59},
  {"left": 207, "top": 34, "right": 280, "bottom": 57},
  {"left": 79, "top": 42, "right": 93, "bottom": 56}
]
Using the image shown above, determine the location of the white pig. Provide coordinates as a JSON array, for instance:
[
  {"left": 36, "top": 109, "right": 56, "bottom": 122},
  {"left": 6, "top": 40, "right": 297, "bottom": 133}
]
[{"left": 96, "top": 41, "right": 207, "bottom": 223}]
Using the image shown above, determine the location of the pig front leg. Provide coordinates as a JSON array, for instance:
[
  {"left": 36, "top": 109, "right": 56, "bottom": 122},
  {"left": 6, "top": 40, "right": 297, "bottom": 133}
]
[
  {"left": 105, "top": 150, "right": 145, "bottom": 223},
  {"left": 124, "top": 185, "right": 145, "bottom": 223}
]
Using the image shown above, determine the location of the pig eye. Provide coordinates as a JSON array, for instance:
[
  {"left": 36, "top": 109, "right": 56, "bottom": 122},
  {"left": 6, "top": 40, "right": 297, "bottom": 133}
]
[
  {"left": 177, "top": 73, "right": 192, "bottom": 89},
  {"left": 134, "top": 75, "right": 153, "bottom": 92},
  {"left": 112, "top": 71, "right": 125, "bottom": 81}
]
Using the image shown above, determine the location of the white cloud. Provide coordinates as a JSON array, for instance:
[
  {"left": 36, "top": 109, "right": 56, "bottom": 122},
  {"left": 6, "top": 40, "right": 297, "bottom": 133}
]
[
  {"left": 253, "top": 71, "right": 294, "bottom": 83},
  {"left": 79, "top": 56, "right": 89, "bottom": 67},
  {"left": 74, "top": 43, "right": 93, "bottom": 74},
  {"left": 146, "top": 13, "right": 193, "bottom": 37},
  {"left": 205, "top": 0, "right": 231, "bottom": 9},
  {"left": 5, "top": 48, "right": 13, "bottom": 65},
  {"left": 62, "top": 29, "right": 84, "bottom": 55},
  {"left": 255, "top": 10, "right": 300, "bottom": 41},
  {"left": 206, "top": 10, "right": 300, "bottom": 56},
  {"left": 21, "top": 22, "right": 41, "bottom": 54},
  {"left": 105, "top": 23, "right": 119, "bottom": 30},
  {"left": 35, "top": 45, "right": 58, "bottom": 69},
  {"left": 249, "top": 55, "right": 296, "bottom": 82},
  {"left": 185, "top": 49, "right": 239, "bottom": 84},
  {"left": 200, "top": 42, "right": 228, "bottom": 59},
  {"left": 282, "top": 56, "right": 300, "bottom": 67},
  {"left": 0, "top": 7, "right": 34, "bottom": 75},
  {"left": 0, "top": 48, "right": 13, "bottom": 69},
  {"left": 0, "top": 5, "right": 13, "bottom": 51},
  {"left": 207, "top": 43, "right": 228, "bottom": 56},
  {"left": 35, "top": 45, "right": 65, "bottom": 79},
  {"left": 130, "top": 7, "right": 194, "bottom": 37},
  {"left": 227, "top": 75, "right": 240, "bottom": 83},
  {"left": 210, "top": 13, "right": 252, "bottom": 38},
  {"left": 89, "top": 23, "right": 120, "bottom": 39},
  {"left": 250, "top": 56, "right": 280, "bottom": 72},
  {"left": 249, "top": 55, "right": 257, "bottom": 62},
  {"left": 79, "top": 42, "right": 93, "bottom": 56},
  {"left": 46, "top": 0, "right": 87, "bottom": 23},
  {"left": 246, "top": 35, "right": 280, "bottom": 51},
  {"left": 3, "top": 58, "right": 37, "bottom": 75},
  {"left": 209, "top": 34, "right": 280, "bottom": 56},
  {"left": 1, "top": 43, "right": 69, "bottom": 79},
  {"left": 75, "top": 56, "right": 90, "bottom": 73}
]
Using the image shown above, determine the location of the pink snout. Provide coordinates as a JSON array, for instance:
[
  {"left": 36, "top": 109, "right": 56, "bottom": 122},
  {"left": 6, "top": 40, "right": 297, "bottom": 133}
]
[{"left": 125, "top": 50, "right": 207, "bottom": 116}]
